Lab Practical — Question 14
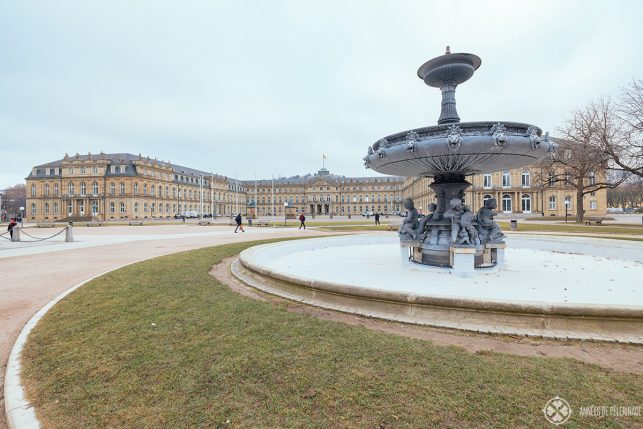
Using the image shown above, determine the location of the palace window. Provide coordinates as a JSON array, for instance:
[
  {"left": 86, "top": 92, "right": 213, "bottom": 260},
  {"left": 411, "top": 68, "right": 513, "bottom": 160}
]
[
  {"left": 79, "top": 200, "right": 84, "bottom": 215},
  {"left": 564, "top": 196, "right": 572, "bottom": 209},
  {"left": 548, "top": 173, "right": 557, "bottom": 187},
  {"left": 549, "top": 195, "right": 557, "bottom": 210},
  {"left": 44, "top": 184, "right": 49, "bottom": 196},
  {"left": 134, "top": 202, "right": 139, "bottom": 212},
  {"left": 92, "top": 201, "right": 98, "bottom": 215},
  {"left": 109, "top": 182, "right": 115, "bottom": 195},
  {"left": 502, "top": 171, "right": 511, "bottom": 188},
  {"left": 588, "top": 172, "right": 596, "bottom": 185},
  {"left": 80, "top": 182, "right": 86, "bottom": 196},
  {"left": 151, "top": 186, "right": 155, "bottom": 197},
  {"left": 483, "top": 194, "right": 492, "bottom": 205},
  {"left": 590, "top": 200, "right": 597, "bottom": 209},
  {"left": 54, "top": 183, "right": 59, "bottom": 196},
  {"left": 521, "top": 194, "right": 531, "bottom": 213},
  {"left": 93, "top": 181, "right": 99, "bottom": 195},
  {"left": 144, "top": 203, "right": 148, "bottom": 212},
  {"left": 44, "top": 203, "right": 49, "bottom": 214},
  {"left": 143, "top": 184, "right": 148, "bottom": 195},
  {"left": 151, "top": 203, "right": 155, "bottom": 213},
  {"left": 111, "top": 166, "right": 116, "bottom": 173},
  {"left": 134, "top": 183, "right": 139, "bottom": 195},
  {"left": 120, "top": 182, "right": 125, "bottom": 195},
  {"left": 484, "top": 175, "right": 493, "bottom": 189},
  {"left": 68, "top": 182, "right": 74, "bottom": 196},
  {"left": 81, "top": 166, "right": 86, "bottom": 174},
  {"left": 67, "top": 201, "right": 73, "bottom": 215},
  {"left": 31, "top": 203, "right": 36, "bottom": 215},
  {"left": 31, "top": 184, "right": 36, "bottom": 197},
  {"left": 521, "top": 171, "right": 530, "bottom": 188},
  {"left": 110, "top": 202, "right": 115, "bottom": 213},
  {"left": 120, "top": 165, "right": 125, "bottom": 173},
  {"left": 502, "top": 194, "right": 512, "bottom": 213},
  {"left": 53, "top": 203, "right": 59, "bottom": 215},
  {"left": 120, "top": 202, "right": 125, "bottom": 214},
  {"left": 93, "top": 166, "right": 98, "bottom": 174}
]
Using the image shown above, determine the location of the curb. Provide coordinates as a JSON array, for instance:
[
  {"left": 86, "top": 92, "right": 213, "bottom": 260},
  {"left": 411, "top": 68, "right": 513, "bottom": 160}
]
[{"left": 4, "top": 258, "right": 154, "bottom": 429}]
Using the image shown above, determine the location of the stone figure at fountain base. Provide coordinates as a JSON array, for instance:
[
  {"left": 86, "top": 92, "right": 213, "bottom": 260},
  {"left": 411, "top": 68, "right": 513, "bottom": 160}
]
[{"left": 476, "top": 198, "right": 505, "bottom": 244}]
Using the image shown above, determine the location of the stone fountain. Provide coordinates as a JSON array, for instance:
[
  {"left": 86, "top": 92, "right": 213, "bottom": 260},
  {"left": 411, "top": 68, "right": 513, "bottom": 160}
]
[{"left": 363, "top": 47, "right": 556, "bottom": 273}]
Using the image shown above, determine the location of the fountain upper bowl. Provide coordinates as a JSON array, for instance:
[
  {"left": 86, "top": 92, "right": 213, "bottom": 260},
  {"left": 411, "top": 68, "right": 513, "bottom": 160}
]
[{"left": 364, "top": 121, "right": 555, "bottom": 177}]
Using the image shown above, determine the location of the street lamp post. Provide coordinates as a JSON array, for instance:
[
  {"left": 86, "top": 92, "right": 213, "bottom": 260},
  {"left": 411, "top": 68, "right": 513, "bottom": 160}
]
[
  {"left": 19, "top": 206, "right": 24, "bottom": 227},
  {"left": 284, "top": 202, "right": 288, "bottom": 227},
  {"left": 565, "top": 200, "right": 570, "bottom": 223}
]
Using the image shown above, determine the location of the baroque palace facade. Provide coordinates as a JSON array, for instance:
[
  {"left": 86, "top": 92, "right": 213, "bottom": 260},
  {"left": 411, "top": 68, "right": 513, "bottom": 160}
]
[
  {"left": 403, "top": 168, "right": 607, "bottom": 217},
  {"left": 25, "top": 153, "right": 605, "bottom": 222}
]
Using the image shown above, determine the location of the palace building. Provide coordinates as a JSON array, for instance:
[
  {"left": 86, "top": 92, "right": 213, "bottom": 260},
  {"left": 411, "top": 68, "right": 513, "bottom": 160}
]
[
  {"left": 402, "top": 167, "right": 607, "bottom": 217},
  {"left": 25, "top": 153, "right": 605, "bottom": 222},
  {"left": 25, "top": 153, "right": 248, "bottom": 221}
]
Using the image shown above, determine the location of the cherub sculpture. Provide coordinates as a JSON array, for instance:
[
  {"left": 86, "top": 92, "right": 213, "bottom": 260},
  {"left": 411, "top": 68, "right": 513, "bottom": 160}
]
[
  {"left": 443, "top": 198, "right": 467, "bottom": 243},
  {"left": 476, "top": 198, "right": 504, "bottom": 243},
  {"left": 398, "top": 198, "right": 419, "bottom": 240},
  {"left": 456, "top": 210, "right": 480, "bottom": 245}
]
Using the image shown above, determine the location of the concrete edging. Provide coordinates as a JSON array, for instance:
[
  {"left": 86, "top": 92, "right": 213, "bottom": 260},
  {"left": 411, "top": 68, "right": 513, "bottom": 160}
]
[{"left": 4, "top": 258, "right": 155, "bottom": 429}]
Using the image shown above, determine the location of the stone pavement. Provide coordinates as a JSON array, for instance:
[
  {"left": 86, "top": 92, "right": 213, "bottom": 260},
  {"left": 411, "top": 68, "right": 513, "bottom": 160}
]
[{"left": 0, "top": 224, "right": 327, "bottom": 429}]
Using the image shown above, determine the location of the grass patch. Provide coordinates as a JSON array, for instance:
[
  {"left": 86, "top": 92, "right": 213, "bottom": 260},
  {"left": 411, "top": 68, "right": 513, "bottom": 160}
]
[{"left": 22, "top": 240, "right": 641, "bottom": 428}]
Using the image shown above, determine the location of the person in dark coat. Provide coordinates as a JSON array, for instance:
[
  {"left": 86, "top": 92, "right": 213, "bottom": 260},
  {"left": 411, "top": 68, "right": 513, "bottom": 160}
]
[
  {"left": 374, "top": 213, "right": 380, "bottom": 225},
  {"left": 7, "top": 218, "right": 17, "bottom": 239},
  {"left": 234, "top": 213, "right": 244, "bottom": 233},
  {"left": 298, "top": 213, "right": 306, "bottom": 230}
]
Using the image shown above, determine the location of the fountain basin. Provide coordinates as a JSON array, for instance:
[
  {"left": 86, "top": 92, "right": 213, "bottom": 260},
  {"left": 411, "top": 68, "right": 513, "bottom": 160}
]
[
  {"left": 365, "top": 121, "right": 554, "bottom": 177},
  {"left": 233, "top": 234, "right": 643, "bottom": 342}
]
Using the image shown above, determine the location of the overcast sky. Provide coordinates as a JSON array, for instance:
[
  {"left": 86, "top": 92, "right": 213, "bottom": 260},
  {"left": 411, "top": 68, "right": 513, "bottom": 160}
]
[{"left": 1, "top": 0, "right": 641, "bottom": 189}]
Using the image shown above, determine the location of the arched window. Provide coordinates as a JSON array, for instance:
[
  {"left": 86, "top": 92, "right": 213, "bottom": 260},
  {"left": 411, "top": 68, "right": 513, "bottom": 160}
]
[
  {"left": 80, "top": 182, "right": 86, "bottom": 196},
  {"left": 110, "top": 202, "right": 115, "bottom": 213},
  {"left": 31, "top": 184, "right": 36, "bottom": 197},
  {"left": 109, "top": 182, "right": 115, "bottom": 195},
  {"left": 134, "top": 182, "right": 139, "bottom": 195},
  {"left": 120, "top": 202, "right": 125, "bottom": 213},
  {"left": 44, "top": 203, "right": 50, "bottom": 214},
  {"left": 549, "top": 195, "right": 557, "bottom": 210},
  {"left": 521, "top": 194, "right": 531, "bottom": 213},
  {"left": 502, "top": 171, "right": 511, "bottom": 188},
  {"left": 31, "top": 203, "right": 36, "bottom": 215},
  {"left": 68, "top": 182, "right": 74, "bottom": 196},
  {"left": 134, "top": 202, "right": 139, "bottom": 213},
  {"left": 44, "top": 184, "right": 50, "bottom": 196},
  {"left": 53, "top": 202, "right": 59, "bottom": 214},
  {"left": 120, "top": 182, "right": 125, "bottom": 195},
  {"left": 521, "top": 171, "right": 530, "bottom": 188},
  {"left": 143, "top": 184, "right": 148, "bottom": 195},
  {"left": 502, "top": 193, "right": 512, "bottom": 213},
  {"left": 92, "top": 181, "right": 99, "bottom": 195},
  {"left": 54, "top": 183, "right": 59, "bottom": 196}
]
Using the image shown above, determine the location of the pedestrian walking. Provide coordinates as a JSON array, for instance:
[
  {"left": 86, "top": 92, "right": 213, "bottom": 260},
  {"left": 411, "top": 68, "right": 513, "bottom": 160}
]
[
  {"left": 298, "top": 212, "right": 306, "bottom": 230},
  {"left": 374, "top": 213, "right": 380, "bottom": 225},
  {"left": 234, "top": 213, "right": 244, "bottom": 233},
  {"left": 7, "top": 217, "right": 17, "bottom": 239}
]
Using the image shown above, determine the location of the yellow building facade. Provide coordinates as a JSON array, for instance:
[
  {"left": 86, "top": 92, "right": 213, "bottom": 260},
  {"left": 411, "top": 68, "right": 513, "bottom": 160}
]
[
  {"left": 402, "top": 166, "right": 607, "bottom": 216},
  {"left": 26, "top": 153, "right": 247, "bottom": 221}
]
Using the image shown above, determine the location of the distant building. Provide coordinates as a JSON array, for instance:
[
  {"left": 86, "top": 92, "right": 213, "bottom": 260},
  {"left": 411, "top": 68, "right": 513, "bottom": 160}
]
[{"left": 402, "top": 165, "right": 607, "bottom": 216}]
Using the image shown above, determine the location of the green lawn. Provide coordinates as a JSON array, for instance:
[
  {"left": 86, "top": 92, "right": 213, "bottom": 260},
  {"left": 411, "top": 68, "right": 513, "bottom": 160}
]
[
  {"left": 22, "top": 240, "right": 642, "bottom": 428},
  {"left": 496, "top": 222, "right": 643, "bottom": 235}
]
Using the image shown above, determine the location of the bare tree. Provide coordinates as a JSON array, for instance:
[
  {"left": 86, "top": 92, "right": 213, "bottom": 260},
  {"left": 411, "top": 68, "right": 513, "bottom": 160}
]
[
  {"left": 543, "top": 102, "right": 627, "bottom": 222},
  {"left": 594, "top": 80, "right": 643, "bottom": 178},
  {"left": 2, "top": 184, "right": 26, "bottom": 219}
]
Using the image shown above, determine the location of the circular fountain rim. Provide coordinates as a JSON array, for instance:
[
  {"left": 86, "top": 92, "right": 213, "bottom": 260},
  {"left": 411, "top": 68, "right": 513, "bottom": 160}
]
[{"left": 233, "top": 235, "right": 643, "bottom": 343}]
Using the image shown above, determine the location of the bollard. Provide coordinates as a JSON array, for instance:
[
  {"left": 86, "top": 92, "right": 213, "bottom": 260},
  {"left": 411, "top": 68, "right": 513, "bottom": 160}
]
[
  {"left": 11, "top": 227, "right": 21, "bottom": 242},
  {"left": 65, "top": 222, "right": 74, "bottom": 242},
  {"left": 248, "top": 218, "right": 252, "bottom": 226},
  {"left": 510, "top": 219, "right": 518, "bottom": 231}
]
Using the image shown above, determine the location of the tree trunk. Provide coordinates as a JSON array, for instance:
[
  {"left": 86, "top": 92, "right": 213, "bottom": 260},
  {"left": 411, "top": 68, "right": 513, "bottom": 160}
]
[{"left": 576, "top": 189, "right": 585, "bottom": 223}]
